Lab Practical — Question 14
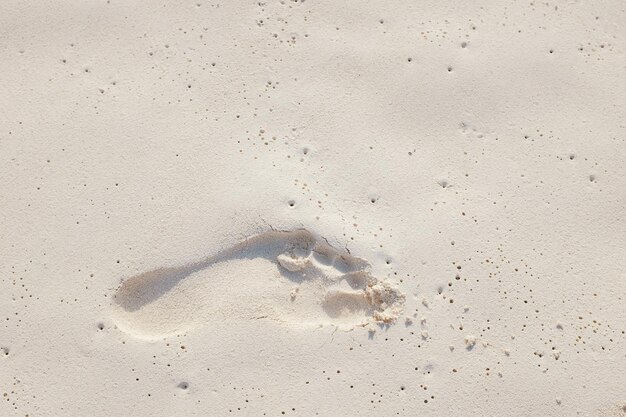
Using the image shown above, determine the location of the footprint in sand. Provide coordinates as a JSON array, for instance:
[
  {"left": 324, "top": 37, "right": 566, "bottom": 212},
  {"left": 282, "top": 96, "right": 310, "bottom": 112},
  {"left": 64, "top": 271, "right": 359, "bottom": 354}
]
[{"left": 110, "top": 229, "right": 405, "bottom": 339}]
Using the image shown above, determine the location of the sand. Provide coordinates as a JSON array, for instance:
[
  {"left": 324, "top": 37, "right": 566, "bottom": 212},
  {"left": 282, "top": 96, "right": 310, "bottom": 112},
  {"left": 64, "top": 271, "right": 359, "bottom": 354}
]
[{"left": 1, "top": 0, "right": 625, "bottom": 416}]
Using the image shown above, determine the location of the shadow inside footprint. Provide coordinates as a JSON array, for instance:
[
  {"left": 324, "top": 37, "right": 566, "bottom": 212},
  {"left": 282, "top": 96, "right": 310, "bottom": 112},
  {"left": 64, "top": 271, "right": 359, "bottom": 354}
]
[
  {"left": 322, "top": 291, "right": 373, "bottom": 319},
  {"left": 115, "top": 265, "right": 205, "bottom": 312},
  {"left": 111, "top": 229, "right": 404, "bottom": 338}
]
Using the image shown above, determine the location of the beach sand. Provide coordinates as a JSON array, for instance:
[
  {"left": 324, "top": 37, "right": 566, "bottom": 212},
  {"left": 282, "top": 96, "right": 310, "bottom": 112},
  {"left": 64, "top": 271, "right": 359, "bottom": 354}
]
[{"left": 1, "top": 0, "right": 625, "bottom": 415}]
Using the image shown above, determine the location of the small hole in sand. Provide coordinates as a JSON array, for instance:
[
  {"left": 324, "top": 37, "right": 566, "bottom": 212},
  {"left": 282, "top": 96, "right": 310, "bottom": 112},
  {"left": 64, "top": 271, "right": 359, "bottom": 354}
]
[
  {"left": 97, "top": 322, "right": 104, "bottom": 330},
  {"left": 178, "top": 382, "right": 189, "bottom": 390},
  {"left": 288, "top": 200, "right": 295, "bottom": 207}
]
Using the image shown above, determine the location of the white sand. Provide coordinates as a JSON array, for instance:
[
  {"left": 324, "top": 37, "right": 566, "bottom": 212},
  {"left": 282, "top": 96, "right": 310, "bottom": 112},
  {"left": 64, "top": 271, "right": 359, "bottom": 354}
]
[{"left": 1, "top": 0, "right": 625, "bottom": 416}]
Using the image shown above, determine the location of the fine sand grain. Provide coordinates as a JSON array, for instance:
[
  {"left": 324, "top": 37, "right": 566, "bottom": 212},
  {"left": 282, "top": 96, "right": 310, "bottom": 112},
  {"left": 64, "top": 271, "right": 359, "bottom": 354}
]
[{"left": 1, "top": 0, "right": 625, "bottom": 416}]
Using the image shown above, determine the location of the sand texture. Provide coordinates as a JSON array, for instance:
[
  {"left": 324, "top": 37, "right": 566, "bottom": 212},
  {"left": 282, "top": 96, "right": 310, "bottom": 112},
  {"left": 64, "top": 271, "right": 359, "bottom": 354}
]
[{"left": 1, "top": 0, "right": 625, "bottom": 416}]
